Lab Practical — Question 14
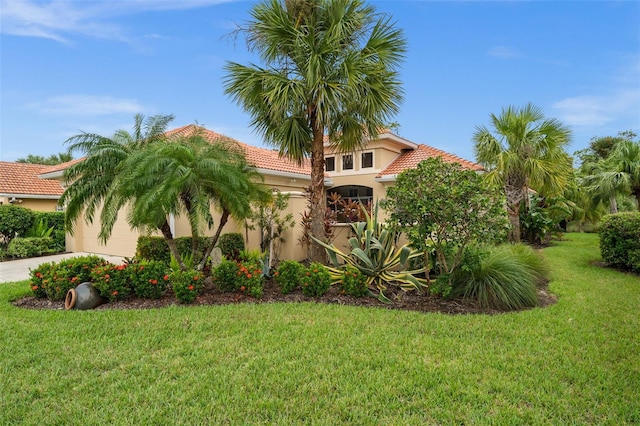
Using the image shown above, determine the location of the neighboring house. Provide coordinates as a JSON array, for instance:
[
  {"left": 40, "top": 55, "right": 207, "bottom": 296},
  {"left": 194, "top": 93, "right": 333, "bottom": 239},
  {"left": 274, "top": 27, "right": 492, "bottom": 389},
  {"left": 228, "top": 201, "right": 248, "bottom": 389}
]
[
  {"left": 0, "top": 161, "right": 65, "bottom": 211},
  {"left": 42, "top": 125, "right": 481, "bottom": 260}
]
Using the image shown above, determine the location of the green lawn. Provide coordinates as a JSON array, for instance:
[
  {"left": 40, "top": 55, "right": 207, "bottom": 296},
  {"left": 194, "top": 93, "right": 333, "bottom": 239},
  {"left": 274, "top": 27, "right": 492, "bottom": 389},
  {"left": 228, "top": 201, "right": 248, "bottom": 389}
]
[{"left": 1, "top": 233, "right": 638, "bottom": 425}]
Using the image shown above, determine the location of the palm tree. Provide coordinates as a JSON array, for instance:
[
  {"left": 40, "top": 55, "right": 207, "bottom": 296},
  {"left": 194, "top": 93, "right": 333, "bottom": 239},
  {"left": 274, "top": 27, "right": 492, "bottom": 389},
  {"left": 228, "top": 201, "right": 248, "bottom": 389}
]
[
  {"left": 473, "top": 103, "right": 573, "bottom": 242},
  {"left": 60, "top": 114, "right": 175, "bottom": 239},
  {"left": 592, "top": 139, "right": 640, "bottom": 209},
  {"left": 118, "top": 130, "right": 271, "bottom": 272},
  {"left": 224, "top": 0, "right": 406, "bottom": 262}
]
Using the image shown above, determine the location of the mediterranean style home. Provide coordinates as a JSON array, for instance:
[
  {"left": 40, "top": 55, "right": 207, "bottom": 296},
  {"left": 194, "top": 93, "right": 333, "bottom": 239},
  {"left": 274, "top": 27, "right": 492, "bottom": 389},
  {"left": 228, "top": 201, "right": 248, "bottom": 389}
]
[
  {"left": 40, "top": 125, "right": 481, "bottom": 261},
  {"left": 0, "top": 161, "right": 65, "bottom": 211}
]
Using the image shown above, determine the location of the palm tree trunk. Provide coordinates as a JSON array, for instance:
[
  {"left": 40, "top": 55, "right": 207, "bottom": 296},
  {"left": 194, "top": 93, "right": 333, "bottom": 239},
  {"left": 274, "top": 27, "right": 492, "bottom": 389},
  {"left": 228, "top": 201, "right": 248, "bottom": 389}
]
[
  {"left": 159, "top": 220, "right": 185, "bottom": 270},
  {"left": 609, "top": 196, "right": 618, "bottom": 214},
  {"left": 504, "top": 184, "right": 523, "bottom": 243},
  {"left": 200, "top": 209, "right": 230, "bottom": 276},
  {"left": 309, "top": 118, "right": 327, "bottom": 263}
]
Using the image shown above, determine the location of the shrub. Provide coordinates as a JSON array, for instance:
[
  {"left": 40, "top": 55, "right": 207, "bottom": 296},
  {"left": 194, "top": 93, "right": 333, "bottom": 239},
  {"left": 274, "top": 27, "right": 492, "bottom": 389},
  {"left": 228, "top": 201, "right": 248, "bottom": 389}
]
[
  {"left": 218, "top": 233, "right": 245, "bottom": 261},
  {"left": 629, "top": 250, "right": 640, "bottom": 273},
  {"left": 28, "top": 261, "right": 57, "bottom": 298},
  {"left": 236, "top": 260, "right": 264, "bottom": 299},
  {"left": 274, "top": 260, "right": 305, "bottom": 294},
  {"left": 170, "top": 270, "right": 204, "bottom": 303},
  {"left": 6, "top": 237, "right": 55, "bottom": 258},
  {"left": 301, "top": 263, "right": 331, "bottom": 297},
  {"left": 450, "top": 245, "right": 540, "bottom": 310},
  {"left": 599, "top": 212, "right": 640, "bottom": 271},
  {"left": 0, "top": 205, "right": 35, "bottom": 244},
  {"left": 339, "top": 265, "right": 368, "bottom": 297},
  {"left": 212, "top": 258, "right": 240, "bottom": 292},
  {"left": 91, "top": 263, "right": 133, "bottom": 302},
  {"left": 131, "top": 261, "right": 169, "bottom": 299},
  {"left": 28, "top": 255, "right": 107, "bottom": 300},
  {"left": 136, "top": 236, "right": 210, "bottom": 264}
]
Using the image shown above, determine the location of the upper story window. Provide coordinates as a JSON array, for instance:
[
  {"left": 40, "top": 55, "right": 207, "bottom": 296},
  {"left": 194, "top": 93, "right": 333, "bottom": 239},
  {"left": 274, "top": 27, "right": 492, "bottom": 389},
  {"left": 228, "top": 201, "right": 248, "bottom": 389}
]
[
  {"left": 325, "top": 156, "right": 335, "bottom": 172},
  {"left": 342, "top": 154, "right": 353, "bottom": 170},
  {"left": 361, "top": 152, "right": 373, "bottom": 168}
]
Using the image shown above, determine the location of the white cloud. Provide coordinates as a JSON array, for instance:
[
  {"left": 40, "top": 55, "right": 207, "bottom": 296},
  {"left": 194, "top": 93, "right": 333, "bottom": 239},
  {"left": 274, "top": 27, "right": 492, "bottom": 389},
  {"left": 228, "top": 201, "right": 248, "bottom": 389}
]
[
  {"left": 552, "top": 89, "right": 639, "bottom": 127},
  {"left": 0, "top": 0, "right": 235, "bottom": 42},
  {"left": 488, "top": 46, "right": 521, "bottom": 59},
  {"left": 27, "top": 95, "right": 144, "bottom": 115}
]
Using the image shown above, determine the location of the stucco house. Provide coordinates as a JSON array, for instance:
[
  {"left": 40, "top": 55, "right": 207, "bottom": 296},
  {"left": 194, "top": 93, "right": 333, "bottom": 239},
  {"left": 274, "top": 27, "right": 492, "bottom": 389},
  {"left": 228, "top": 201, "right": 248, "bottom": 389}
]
[
  {"left": 42, "top": 125, "right": 481, "bottom": 260},
  {"left": 0, "top": 161, "right": 65, "bottom": 211}
]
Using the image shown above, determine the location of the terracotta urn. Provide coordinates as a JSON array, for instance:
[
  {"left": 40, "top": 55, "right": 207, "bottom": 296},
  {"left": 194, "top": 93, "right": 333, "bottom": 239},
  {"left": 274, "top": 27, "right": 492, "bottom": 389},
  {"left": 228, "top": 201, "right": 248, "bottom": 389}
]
[{"left": 65, "top": 282, "right": 106, "bottom": 310}]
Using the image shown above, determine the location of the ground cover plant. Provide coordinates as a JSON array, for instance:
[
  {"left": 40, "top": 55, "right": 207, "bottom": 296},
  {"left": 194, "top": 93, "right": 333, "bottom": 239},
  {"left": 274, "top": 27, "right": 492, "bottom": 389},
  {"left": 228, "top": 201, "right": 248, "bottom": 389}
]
[{"left": 2, "top": 233, "right": 638, "bottom": 424}]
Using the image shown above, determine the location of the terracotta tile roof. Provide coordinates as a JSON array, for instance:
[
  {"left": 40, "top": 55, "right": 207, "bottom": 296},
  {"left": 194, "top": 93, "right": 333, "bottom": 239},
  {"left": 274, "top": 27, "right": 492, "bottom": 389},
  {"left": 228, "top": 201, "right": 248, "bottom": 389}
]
[
  {"left": 0, "top": 162, "right": 64, "bottom": 197},
  {"left": 166, "top": 125, "right": 312, "bottom": 176},
  {"left": 39, "top": 158, "right": 85, "bottom": 175},
  {"left": 376, "top": 144, "right": 483, "bottom": 178}
]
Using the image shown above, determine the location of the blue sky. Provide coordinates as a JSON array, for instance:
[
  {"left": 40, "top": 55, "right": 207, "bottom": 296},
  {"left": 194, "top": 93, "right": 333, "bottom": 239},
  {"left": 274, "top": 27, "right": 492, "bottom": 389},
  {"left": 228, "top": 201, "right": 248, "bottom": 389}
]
[{"left": 1, "top": 0, "right": 639, "bottom": 164}]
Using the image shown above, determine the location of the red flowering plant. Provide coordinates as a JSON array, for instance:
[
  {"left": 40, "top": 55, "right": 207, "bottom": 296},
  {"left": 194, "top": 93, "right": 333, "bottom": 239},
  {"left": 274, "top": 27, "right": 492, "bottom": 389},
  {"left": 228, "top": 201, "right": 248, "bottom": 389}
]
[
  {"left": 212, "top": 258, "right": 240, "bottom": 292},
  {"left": 28, "top": 261, "right": 57, "bottom": 298},
  {"left": 300, "top": 262, "right": 331, "bottom": 297},
  {"left": 340, "top": 265, "right": 368, "bottom": 297},
  {"left": 28, "top": 255, "right": 108, "bottom": 300},
  {"left": 91, "top": 263, "right": 133, "bottom": 302},
  {"left": 170, "top": 270, "right": 204, "bottom": 304},
  {"left": 130, "top": 260, "right": 169, "bottom": 299},
  {"left": 236, "top": 260, "right": 264, "bottom": 299}
]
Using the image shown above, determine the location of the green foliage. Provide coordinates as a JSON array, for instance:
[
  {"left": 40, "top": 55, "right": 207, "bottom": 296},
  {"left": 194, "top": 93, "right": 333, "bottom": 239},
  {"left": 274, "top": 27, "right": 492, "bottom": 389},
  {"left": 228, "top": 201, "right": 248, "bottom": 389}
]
[
  {"left": 16, "top": 152, "right": 73, "bottom": 165},
  {"left": 382, "top": 157, "right": 508, "bottom": 282},
  {"left": 28, "top": 255, "right": 107, "bottom": 300},
  {"left": 6, "top": 237, "right": 55, "bottom": 258},
  {"left": 248, "top": 192, "right": 296, "bottom": 264},
  {"left": 28, "top": 261, "right": 57, "bottom": 298},
  {"left": 628, "top": 250, "right": 640, "bottom": 273},
  {"left": 339, "top": 265, "right": 368, "bottom": 297},
  {"left": 218, "top": 233, "right": 245, "bottom": 261},
  {"left": 315, "top": 206, "right": 427, "bottom": 300},
  {"left": 136, "top": 236, "right": 209, "bottom": 264},
  {"left": 450, "top": 245, "right": 544, "bottom": 310},
  {"left": 170, "top": 270, "right": 204, "bottom": 304},
  {"left": 236, "top": 260, "right": 264, "bottom": 299},
  {"left": 599, "top": 212, "right": 640, "bottom": 270},
  {"left": 32, "top": 211, "right": 65, "bottom": 250},
  {"left": 91, "top": 263, "right": 133, "bottom": 302},
  {"left": 520, "top": 198, "right": 556, "bottom": 245},
  {"left": 300, "top": 263, "right": 331, "bottom": 297},
  {"left": 131, "top": 261, "right": 170, "bottom": 299},
  {"left": 0, "top": 205, "right": 35, "bottom": 244},
  {"left": 274, "top": 260, "right": 305, "bottom": 294},
  {"left": 25, "top": 218, "right": 54, "bottom": 239},
  {"left": 212, "top": 258, "right": 240, "bottom": 292}
]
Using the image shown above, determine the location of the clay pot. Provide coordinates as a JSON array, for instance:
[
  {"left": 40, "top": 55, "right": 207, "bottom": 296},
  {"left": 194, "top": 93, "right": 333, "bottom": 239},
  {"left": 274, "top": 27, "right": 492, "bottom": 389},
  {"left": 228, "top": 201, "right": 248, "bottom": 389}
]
[{"left": 65, "top": 282, "right": 106, "bottom": 310}]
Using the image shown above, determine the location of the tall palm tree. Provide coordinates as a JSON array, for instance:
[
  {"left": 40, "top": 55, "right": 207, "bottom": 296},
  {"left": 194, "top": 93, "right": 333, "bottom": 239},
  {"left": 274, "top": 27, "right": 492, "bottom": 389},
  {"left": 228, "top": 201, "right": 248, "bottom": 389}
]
[
  {"left": 590, "top": 139, "right": 640, "bottom": 210},
  {"left": 473, "top": 103, "right": 573, "bottom": 242},
  {"left": 224, "top": 0, "right": 406, "bottom": 262},
  {"left": 118, "top": 130, "right": 271, "bottom": 272},
  {"left": 60, "top": 114, "right": 175, "bottom": 239}
]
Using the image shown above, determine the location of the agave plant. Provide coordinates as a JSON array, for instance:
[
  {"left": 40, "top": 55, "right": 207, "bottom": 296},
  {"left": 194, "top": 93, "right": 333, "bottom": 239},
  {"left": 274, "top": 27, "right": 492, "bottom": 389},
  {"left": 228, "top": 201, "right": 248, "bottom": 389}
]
[{"left": 313, "top": 206, "right": 427, "bottom": 301}]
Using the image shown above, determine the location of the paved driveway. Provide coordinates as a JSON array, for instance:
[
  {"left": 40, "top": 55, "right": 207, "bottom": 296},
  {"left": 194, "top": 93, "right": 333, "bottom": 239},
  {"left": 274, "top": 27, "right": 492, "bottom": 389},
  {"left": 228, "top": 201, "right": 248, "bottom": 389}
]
[{"left": 0, "top": 252, "right": 125, "bottom": 283}]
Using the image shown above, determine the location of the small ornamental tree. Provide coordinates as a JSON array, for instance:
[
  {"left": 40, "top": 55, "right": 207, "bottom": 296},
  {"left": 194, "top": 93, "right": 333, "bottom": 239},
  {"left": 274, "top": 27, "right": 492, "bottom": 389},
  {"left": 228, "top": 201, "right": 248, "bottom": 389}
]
[{"left": 382, "top": 157, "right": 509, "bottom": 283}]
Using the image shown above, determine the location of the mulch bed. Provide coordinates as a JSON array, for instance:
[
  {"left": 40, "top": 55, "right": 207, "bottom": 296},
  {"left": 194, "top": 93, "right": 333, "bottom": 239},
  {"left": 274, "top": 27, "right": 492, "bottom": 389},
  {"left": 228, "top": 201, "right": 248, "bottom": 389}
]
[{"left": 12, "top": 278, "right": 557, "bottom": 315}]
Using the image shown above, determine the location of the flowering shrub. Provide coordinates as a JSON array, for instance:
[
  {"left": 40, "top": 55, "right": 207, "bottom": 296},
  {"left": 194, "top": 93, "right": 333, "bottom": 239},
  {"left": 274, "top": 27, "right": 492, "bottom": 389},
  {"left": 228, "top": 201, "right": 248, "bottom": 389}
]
[
  {"left": 91, "top": 263, "right": 133, "bottom": 302},
  {"left": 171, "top": 270, "right": 204, "bottom": 303},
  {"left": 212, "top": 258, "right": 240, "bottom": 292},
  {"left": 236, "top": 260, "right": 264, "bottom": 299},
  {"left": 274, "top": 260, "right": 304, "bottom": 294},
  {"left": 131, "top": 261, "right": 169, "bottom": 299},
  {"left": 28, "top": 255, "right": 107, "bottom": 300},
  {"left": 340, "top": 265, "right": 368, "bottom": 297},
  {"left": 301, "top": 263, "right": 331, "bottom": 297}
]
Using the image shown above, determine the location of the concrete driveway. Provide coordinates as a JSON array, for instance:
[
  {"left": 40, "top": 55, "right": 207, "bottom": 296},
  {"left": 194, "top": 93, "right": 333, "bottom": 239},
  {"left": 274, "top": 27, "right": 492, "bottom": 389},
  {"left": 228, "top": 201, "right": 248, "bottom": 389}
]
[{"left": 0, "top": 252, "right": 125, "bottom": 283}]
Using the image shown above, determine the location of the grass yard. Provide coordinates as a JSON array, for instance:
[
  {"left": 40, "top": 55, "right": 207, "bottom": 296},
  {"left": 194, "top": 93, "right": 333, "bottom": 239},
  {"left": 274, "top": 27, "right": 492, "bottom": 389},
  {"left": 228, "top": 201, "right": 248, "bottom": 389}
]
[{"left": 1, "top": 233, "right": 638, "bottom": 425}]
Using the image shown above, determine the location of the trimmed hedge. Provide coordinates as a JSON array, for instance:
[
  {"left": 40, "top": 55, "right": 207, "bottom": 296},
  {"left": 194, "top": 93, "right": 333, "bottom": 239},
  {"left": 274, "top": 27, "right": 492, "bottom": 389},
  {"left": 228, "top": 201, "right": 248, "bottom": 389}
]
[
  {"left": 0, "top": 205, "right": 35, "bottom": 244},
  {"left": 218, "top": 233, "right": 245, "bottom": 261},
  {"left": 6, "top": 237, "right": 56, "bottom": 258},
  {"left": 136, "top": 236, "right": 210, "bottom": 264},
  {"left": 599, "top": 212, "right": 640, "bottom": 272}
]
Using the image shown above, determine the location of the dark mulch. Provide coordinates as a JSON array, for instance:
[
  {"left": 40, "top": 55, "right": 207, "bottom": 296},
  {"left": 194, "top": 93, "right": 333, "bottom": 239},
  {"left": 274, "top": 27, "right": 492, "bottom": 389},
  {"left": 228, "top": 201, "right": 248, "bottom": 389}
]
[{"left": 12, "top": 278, "right": 557, "bottom": 315}]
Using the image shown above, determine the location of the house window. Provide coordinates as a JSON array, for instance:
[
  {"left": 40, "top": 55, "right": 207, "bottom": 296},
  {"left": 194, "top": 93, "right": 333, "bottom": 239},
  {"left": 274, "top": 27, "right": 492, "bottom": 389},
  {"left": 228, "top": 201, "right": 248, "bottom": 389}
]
[
  {"left": 342, "top": 154, "right": 353, "bottom": 170},
  {"left": 361, "top": 152, "right": 373, "bottom": 168},
  {"left": 325, "top": 156, "right": 335, "bottom": 172}
]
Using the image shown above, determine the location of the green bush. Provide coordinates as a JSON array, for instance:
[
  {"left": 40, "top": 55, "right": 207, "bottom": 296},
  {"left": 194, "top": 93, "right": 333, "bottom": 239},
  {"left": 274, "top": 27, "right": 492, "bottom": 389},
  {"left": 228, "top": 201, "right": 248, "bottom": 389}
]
[
  {"left": 274, "top": 260, "right": 305, "bottom": 294},
  {"left": 218, "top": 233, "right": 245, "bottom": 261},
  {"left": 301, "top": 263, "right": 331, "bottom": 297},
  {"left": 170, "top": 270, "right": 204, "bottom": 304},
  {"left": 136, "top": 236, "right": 210, "bottom": 264},
  {"left": 629, "top": 250, "right": 640, "bottom": 273},
  {"left": 212, "top": 258, "right": 240, "bottom": 292},
  {"left": 6, "top": 237, "right": 55, "bottom": 258},
  {"left": 450, "top": 245, "right": 541, "bottom": 310},
  {"left": 28, "top": 256, "right": 108, "bottom": 300},
  {"left": 28, "top": 261, "right": 57, "bottom": 298},
  {"left": 599, "top": 212, "right": 640, "bottom": 271},
  {"left": 339, "top": 265, "right": 368, "bottom": 297},
  {"left": 236, "top": 260, "right": 264, "bottom": 298},
  {"left": 91, "top": 263, "right": 133, "bottom": 302},
  {"left": 131, "top": 261, "right": 170, "bottom": 299},
  {"left": 0, "top": 205, "right": 35, "bottom": 244},
  {"left": 32, "top": 211, "right": 65, "bottom": 249}
]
